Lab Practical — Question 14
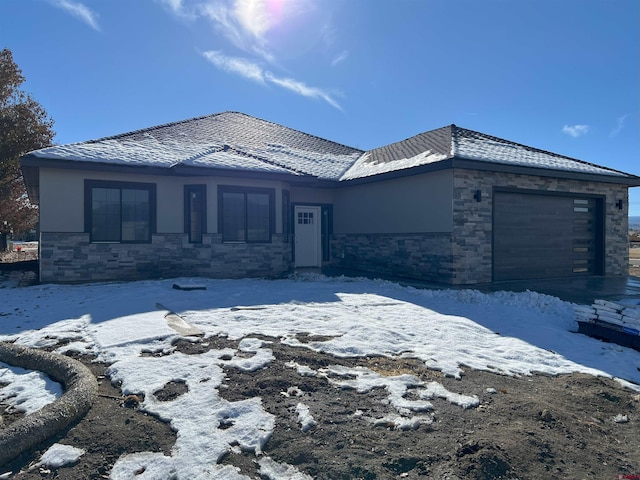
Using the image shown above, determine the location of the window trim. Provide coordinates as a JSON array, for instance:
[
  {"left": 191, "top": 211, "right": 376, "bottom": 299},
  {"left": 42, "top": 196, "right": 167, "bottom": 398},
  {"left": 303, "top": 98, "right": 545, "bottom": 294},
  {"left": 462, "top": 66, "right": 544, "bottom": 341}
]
[
  {"left": 84, "top": 179, "right": 156, "bottom": 243},
  {"left": 184, "top": 184, "right": 207, "bottom": 243},
  {"left": 282, "top": 189, "right": 291, "bottom": 242},
  {"left": 218, "top": 185, "right": 275, "bottom": 243}
]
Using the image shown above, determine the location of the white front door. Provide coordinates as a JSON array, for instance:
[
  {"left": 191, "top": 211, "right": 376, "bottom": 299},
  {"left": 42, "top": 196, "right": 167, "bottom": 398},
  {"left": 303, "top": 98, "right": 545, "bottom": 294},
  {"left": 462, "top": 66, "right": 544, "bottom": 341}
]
[{"left": 294, "top": 206, "right": 321, "bottom": 267}]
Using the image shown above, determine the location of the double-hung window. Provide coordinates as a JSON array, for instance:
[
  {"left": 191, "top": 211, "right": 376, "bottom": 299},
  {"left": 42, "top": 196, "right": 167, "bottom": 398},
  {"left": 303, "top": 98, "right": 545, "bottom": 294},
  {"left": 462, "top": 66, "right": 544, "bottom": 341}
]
[
  {"left": 218, "top": 186, "right": 274, "bottom": 243},
  {"left": 85, "top": 180, "right": 156, "bottom": 243}
]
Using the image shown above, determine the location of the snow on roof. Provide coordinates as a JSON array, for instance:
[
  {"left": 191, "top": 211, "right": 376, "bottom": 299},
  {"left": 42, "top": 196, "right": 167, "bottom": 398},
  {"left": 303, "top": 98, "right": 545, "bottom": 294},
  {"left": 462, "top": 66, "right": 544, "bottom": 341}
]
[
  {"left": 27, "top": 113, "right": 636, "bottom": 182},
  {"left": 32, "top": 138, "right": 298, "bottom": 175},
  {"left": 340, "top": 149, "right": 449, "bottom": 181},
  {"left": 339, "top": 125, "right": 453, "bottom": 181},
  {"left": 339, "top": 124, "right": 635, "bottom": 181},
  {"left": 453, "top": 127, "right": 630, "bottom": 178},
  {"left": 31, "top": 112, "right": 363, "bottom": 180}
]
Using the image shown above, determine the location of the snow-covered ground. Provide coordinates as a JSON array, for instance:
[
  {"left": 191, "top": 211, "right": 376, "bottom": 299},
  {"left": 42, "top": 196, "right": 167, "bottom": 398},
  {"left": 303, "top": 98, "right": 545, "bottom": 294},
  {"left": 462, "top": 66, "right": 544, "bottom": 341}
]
[{"left": 1, "top": 273, "right": 640, "bottom": 478}]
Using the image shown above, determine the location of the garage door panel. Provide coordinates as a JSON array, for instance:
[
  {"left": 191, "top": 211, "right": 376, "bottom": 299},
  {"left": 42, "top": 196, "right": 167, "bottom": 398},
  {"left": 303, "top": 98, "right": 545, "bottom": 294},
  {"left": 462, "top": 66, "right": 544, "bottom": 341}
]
[{"left": 493, "top": 192, "right": 602, "bottom": 281}]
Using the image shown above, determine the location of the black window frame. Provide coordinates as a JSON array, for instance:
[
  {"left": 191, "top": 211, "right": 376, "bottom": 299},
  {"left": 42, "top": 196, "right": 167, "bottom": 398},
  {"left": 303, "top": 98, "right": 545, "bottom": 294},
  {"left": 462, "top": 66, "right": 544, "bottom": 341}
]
[
  {"left": 84, "top": 180, "right": 156, "bottom": 243},
  {"left": 184, "top": 184, "right": 207, "bottom": 243},
  {"left": 218, "top": 185, "right": 275, "bottom": 243},
  {"left": 282, "top": 189, "right": 291, "bottom": 242}
]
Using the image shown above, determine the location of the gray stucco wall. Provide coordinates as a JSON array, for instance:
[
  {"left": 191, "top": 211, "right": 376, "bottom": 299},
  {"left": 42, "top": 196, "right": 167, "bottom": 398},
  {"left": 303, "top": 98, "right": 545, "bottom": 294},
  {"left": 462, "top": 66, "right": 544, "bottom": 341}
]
[
  {"left": 38, "top": 168, "right": 289, "bottom": 235},
  {"left": 333, "top": 170, "right": 454, "bottom": 234}
]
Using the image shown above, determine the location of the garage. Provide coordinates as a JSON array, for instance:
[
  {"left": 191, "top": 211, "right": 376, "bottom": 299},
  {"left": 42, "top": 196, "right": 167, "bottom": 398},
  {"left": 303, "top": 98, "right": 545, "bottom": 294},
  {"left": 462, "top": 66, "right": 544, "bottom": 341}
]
[{"left": 493, "top": 191, "right": 604, "bottom": 281}]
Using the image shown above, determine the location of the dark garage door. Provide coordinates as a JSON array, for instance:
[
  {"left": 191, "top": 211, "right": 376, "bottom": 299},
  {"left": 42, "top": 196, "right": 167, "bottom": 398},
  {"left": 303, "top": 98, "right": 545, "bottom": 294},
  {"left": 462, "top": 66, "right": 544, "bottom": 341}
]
[{"left": 493, "top": 191, "right": 603, "bottom": 281}]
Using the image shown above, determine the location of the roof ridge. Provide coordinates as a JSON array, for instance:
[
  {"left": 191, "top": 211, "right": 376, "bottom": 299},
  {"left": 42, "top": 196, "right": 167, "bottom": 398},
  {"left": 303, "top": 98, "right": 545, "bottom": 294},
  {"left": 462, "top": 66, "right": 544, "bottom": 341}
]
[
  {"left": 450, "top": 124, "right": 458, "bottom": 157},
  {"left": 83, "top": 111, "right": 364, "bottom": 155},
  {"left": 85, "top": 112, "right": 229, "bottom": 144},
  {"left": 453, "top": 126, "right": 637, "bottom": 177},
  {"left": 366, "top": 124, "right": 456, "bottom": 154},
  {"left": 178, "top": 143, "right": 305, "bottom": 176},
  {"left": 234, "top": 111, "right": 364, "bottom": 153},
  {"left": 226, "top": 145, "right": 309, "bottom": 176}
]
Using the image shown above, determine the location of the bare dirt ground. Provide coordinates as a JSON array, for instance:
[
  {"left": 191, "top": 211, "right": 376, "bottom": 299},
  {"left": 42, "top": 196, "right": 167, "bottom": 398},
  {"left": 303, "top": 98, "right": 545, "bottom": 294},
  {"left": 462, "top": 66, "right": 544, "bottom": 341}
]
[
  {"left": 0, "top": 243, "right": 38, "bottom": 264},
  {"left": 2, "top": 335, "right": 640, "bottom": 480}
]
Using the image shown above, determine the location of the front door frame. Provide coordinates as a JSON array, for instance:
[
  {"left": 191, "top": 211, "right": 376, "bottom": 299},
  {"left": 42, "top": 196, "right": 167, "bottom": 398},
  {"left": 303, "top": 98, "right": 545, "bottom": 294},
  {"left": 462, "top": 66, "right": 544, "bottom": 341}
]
[{"left": 294, "top": 205, "right": 322, "bottom": 267}]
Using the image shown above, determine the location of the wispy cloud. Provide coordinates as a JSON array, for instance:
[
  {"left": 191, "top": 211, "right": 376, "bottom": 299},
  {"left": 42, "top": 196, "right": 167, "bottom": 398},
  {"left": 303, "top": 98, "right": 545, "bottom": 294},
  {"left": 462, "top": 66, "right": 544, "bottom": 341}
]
[
  {"left": 158, "top": 0, "right": 183, "bottom": 14},
  {"left": 610, "top": 114, "right": 629, "bottom": 138},
  {"left": 265, "top": 73, "right": 342, "bottom": 110},
  {"left": 52, "top": 0, "right": 100, "bottom": 31},
  {"left": 331, "top": 50, "right": 349, "bottom": 67},
  {"left": 320, "top": 23, "right": 336, "bottom": 47},
  {"left": 157, "top": 0, "right": 198, "bottom": 20},
  {"left": 562, "top": 124, "right": 589, "bottom": 138},
  {"left": 164, "top": 1, "right": 345, "bottom": 109},
  {"left": 202, "top": 50, "right": 265, "bottom": 83},
  {"left": 202, "top": 50, "right": 341, "bottom": 110}
]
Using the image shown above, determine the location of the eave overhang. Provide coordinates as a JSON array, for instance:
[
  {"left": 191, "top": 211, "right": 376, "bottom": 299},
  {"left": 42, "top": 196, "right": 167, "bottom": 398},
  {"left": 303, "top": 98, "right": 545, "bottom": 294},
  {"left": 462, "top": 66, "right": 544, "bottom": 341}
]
[
  {"left": 19, "top": 154, "right": 338, "bottom": 192},
  {"left": 451, "top": 157, "right": 640, "bottom": 186},
  {"left": 335, "top": 156, "right": 640, "bottom": 187},
  {"left": 20, "top": 152, "right": 640, "bottom": 202}
]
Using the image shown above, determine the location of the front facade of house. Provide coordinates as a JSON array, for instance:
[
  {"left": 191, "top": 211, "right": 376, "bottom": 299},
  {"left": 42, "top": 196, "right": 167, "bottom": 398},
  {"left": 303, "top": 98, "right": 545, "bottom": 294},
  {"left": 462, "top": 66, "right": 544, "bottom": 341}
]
[{"left": 21, "top": 112, "right": 639, "bottom": 284}]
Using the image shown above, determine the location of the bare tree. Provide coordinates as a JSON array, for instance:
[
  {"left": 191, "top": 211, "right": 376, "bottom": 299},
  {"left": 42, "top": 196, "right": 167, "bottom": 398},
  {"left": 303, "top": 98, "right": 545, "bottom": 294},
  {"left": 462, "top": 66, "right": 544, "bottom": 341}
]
[{"left": 0, "top": 48, "right": 54, "bottom": 243}]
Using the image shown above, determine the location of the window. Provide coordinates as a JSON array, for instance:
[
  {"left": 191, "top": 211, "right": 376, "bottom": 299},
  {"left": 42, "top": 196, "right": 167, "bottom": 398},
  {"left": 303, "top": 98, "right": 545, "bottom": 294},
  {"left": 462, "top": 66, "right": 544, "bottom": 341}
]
[
  {"left": 218, "top": 186, "right": 274, "bottom": 243},
  {"left": 85, "top": 180, "right": 156, "bottom": 242},
  {"left": 297, "top": 211, "right": 314, "bottom": 224},
  {"left": 185, "top": 185, "right": 206, "bottom": 243}
]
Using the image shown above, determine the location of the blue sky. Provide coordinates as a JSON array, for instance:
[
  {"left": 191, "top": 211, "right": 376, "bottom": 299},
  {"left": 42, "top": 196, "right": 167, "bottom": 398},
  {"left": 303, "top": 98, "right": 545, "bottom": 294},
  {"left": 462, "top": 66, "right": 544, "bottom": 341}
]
[{"left": 2, "top": 0, "right": 639, "bottom": 215}]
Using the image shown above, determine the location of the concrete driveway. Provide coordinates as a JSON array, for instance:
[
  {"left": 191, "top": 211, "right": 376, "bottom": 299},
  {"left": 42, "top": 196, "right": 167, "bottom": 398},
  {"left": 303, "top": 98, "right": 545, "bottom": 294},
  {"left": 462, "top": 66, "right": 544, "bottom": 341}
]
[
  {"left": 324, "top": 267, "right": 640, "bottom": 306},
  {"left": 473, "top": 275, "right": 640, "bottom": 305}
]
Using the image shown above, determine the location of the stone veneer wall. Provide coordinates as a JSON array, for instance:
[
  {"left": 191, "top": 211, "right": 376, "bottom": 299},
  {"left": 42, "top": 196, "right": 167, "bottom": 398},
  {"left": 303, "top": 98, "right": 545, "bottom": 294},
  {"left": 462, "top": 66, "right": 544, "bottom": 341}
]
[
  {"left": 329, "top": 233, "right": 454, "bottom": 283},
  {"left": 452, "top": 169, "right": 629, "bottom": 284},
  {"left": 39, "top": 232, "right": 292, "bottom": 283}
]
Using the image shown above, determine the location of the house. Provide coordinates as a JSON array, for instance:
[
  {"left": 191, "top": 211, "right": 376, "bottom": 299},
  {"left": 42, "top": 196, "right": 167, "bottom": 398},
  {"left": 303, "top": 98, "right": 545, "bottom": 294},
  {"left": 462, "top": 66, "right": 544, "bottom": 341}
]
[{"left": 20, "top": 111, "right": 640, "bottom": 284}]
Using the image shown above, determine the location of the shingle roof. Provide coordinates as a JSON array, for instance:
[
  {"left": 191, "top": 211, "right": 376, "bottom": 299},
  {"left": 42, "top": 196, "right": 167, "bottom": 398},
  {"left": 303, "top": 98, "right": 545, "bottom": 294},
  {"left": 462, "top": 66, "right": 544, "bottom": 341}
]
[
  {"left": 339, "top": 126, "right": 453, "bottom": 180},
  {"left": 29, "top": 111, "right": 364, "bottom": 180},
  {"left": 25, "top": 112, "right": 638, "bottom": 183},
  {"left": 452, "top": 127, "right": 632, "bottom": 178},
  {"left": 340, "top": 124, "right": 637, "bottom": 181}
]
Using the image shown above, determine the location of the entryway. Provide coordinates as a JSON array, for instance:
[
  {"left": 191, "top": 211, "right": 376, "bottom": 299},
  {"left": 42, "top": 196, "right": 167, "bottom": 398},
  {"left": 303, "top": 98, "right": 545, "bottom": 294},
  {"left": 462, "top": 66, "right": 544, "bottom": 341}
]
[{"left": 294, "top": 205, "right": 321, "bottom": 267}]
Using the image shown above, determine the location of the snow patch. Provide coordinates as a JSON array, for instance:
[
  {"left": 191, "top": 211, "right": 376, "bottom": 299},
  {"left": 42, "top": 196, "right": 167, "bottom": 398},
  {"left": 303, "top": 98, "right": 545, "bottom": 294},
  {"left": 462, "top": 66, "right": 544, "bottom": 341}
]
[
  {"left": 257, "top": 456, "right": 314, "bottom": 480},
  {"left": 295, "top": 402, "right": 317, "bottom": 432},
  {"left": 35, "top": 443, "right": 85, "bottom": 469},
  {"left": 0, "top": 364, "right": 62, "bottom": 414}
]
